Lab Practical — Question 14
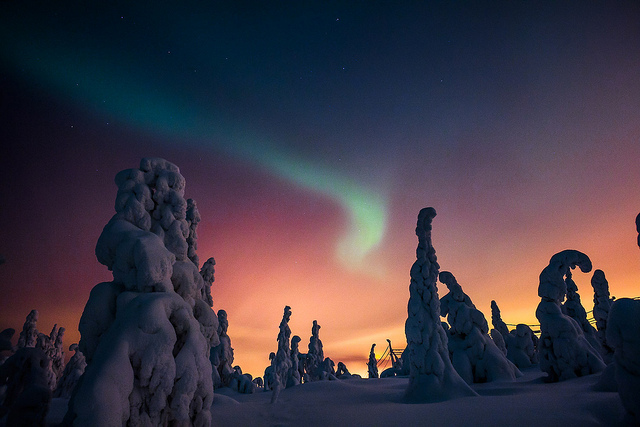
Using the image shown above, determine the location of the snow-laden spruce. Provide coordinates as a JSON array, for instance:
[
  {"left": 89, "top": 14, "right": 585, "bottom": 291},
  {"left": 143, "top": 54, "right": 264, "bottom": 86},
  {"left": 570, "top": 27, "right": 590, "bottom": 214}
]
[
  {"left": 562, "top": 271, "right": 601, "bottom": 353},
  {"left": 17, "top": 309, "right": 38, "bottom": 349},
  {"left": 535, "top": 250, "right": 605, "bottom": 382},
  {"left": 591, "top": 269, "right": 614, "bottom": 362},
  {"left": 306, "top": 320, "right": 324, "bottom": 381},
  {"left": 271, "top": 306, "right": 293, "bottom": 403},
  {"left": 64, "top": 158, "right": 219, "bottom": 426},
  {"left": 367, "top": 344, "right": 379, "bottom": 378},
  {"left": 490, "top": 301, "right": 510, "bottom": 339},
  {"left": 439, "top": 271, "right": 521, "bottom": 383},
  {"left": 288, "top": 335, "right": 302, "bottom": 388},
  {"left": 210, "top": 309, "right": 234, "bottom": 389},
  {"left": 403, "top": 207, "right": 476, "bottom": 402}
]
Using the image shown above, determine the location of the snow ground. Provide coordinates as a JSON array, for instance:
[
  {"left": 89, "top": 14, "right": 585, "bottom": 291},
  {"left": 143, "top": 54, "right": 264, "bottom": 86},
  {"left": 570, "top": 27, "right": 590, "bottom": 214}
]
[
  {"left": 45, "top": 367, "right": 630, "bottom": 426},
  {"left": 211, "top": 367, "right": 629, "bottom": 427}
]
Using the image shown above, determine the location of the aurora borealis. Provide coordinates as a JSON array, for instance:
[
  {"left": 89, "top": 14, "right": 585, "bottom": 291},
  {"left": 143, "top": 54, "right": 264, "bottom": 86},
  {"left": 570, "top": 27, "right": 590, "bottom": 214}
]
[{"left": 2, "top": 1, "right": 640, "bottom": 377}]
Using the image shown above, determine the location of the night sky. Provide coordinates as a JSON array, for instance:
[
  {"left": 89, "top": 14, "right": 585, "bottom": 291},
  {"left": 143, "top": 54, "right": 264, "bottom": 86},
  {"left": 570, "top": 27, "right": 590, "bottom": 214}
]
[{"left": 2, "top": 1, "right": 640, "bottom": 377}]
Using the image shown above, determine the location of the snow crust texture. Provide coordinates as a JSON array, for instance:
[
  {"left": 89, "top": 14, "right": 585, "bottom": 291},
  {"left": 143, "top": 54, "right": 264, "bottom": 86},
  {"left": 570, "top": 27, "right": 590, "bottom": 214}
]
[
  {"left": 404, "top": 207, "right": 476, "bottom": 402},
  {"left": 65, "top": 158, "right": 218, "bottom": 426},
  {"left": 439, "top": 271, "right": 521, "bottom": 383},
  {"left": 535, "top": 250, "right": 605, "bottom": 382}
]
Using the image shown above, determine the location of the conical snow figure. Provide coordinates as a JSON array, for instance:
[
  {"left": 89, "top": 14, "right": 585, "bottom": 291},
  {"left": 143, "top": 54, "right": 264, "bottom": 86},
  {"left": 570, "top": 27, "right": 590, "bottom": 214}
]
[
  {"left": 404, "top": 207, "right": 476, "bottom": 402},
  {"left": 64, "top": 158, "right": 219, "bottom": 426},
  {"left": 439, "top": 271, "right": 521, "bottom": 383},
  {"left": 535, "top": 250, "right": 605, "bottom": 382}
]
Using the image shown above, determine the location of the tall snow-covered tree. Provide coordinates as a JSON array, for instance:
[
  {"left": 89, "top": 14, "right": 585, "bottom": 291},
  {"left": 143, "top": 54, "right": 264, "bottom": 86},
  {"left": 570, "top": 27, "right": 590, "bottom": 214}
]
[
  {"left": 591, "top": 269, "right": 614, "bottom": 361},
  {"left": 536, "top": 250, "right": 605, "bottom": 382},
  {"left": 271, "top": 306, "right": 293, "bottom": 403},
  {"left": 404, "top": 207, "right": 476, "bottom": 402},
  {"left": 64, "top": 158, "right": 219, "bottom": 426},
  {"left": 439, "top": 271, "right": 520, "bottom": 383}
]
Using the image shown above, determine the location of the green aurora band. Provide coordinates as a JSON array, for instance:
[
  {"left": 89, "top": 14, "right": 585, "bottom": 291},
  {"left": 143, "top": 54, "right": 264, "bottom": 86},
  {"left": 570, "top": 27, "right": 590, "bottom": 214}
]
[{"left": 1, "top": 32, "right": 388, "bottom": 274}]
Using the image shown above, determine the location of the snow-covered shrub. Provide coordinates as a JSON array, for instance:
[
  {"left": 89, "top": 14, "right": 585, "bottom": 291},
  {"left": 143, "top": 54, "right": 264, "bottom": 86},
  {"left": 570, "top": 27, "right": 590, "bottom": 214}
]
[
  {"left": 607, "top": 297, "right": 640, "bottom": 424},
  {"left": 439, "top": 271, "right": 521, "bottom": 383},
  {"left": 404, "top": 207, "right": 476, "bottom": 402},
  {"left": 367, "top": 344, "right": 379, "bottom": 379},
  {"left": 64, "top": 158, "right": 218, "bottom": 426},
  {"left": 535, "top": 250, "right": 605, "bottom": 382}
]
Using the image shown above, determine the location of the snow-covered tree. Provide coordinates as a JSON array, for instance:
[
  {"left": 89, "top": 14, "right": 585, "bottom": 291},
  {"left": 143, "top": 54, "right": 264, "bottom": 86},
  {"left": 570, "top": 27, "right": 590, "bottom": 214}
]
[
  {"left": 535, "top": 250, "right": 605, "bottom": 382},
  {"left": 439, "top": 271, "right": 521, "bottom": 383},
  {"left": 403, "top": 207, "right": 476, "bottom": 402},
  {"left": 263, "top": 352, "right": 276, "bottom": 391},
  {"left": 54, "top": 344, "right": 86, "bottom": 399},
  {"left": 306, "top": 320, "right": 324, "bottom": 381},
  {"left": 17, "top": 309, "right": 38, "bottom": 349},
  {"left": 367, "top": 343, "right": 379, "bottom": 379},
  {"left": 287, "top": 335, "right": 302, "bottom": 388},
  {"left": 591, "top": 269, "right": 614, "bottom": 362},
  {"left": 271, "top": 306, "right": 293, "bottom": 403},
  {"left": 210, "top": 309, "right": 234, "bottom": 389},
  {"left": 64, "top": 158, "right": 219, "bottom": 426},
  {"left": 607, "top": 297, "right": 640, "bottom": 424},
  {"left": 562, "top": 271, "right": 600, "bottom": 353},
  {"left": 490, "top": 300, "right": 510, "bottom": 339},
  {"left": 490, "top": 329, "right": 507, "bottom": 356},
  {"left": 35, "top": 324, "right": 64, "bottom": 390},
  {"left": 507, "top": 324, "right": 539, "bottom": 368}
]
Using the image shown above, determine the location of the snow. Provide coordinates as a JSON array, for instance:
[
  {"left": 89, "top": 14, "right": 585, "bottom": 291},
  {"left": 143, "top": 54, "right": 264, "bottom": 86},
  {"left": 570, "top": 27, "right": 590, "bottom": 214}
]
[
  {"left": 210, "top": 367, "right": 628, "bottom": 426},
  {"left": 404, "top": 207, "right": 477, "bottom": 402},
  {"left": 536, "top": 250, "right": 606, "bottom": 382},
  {"left": 65, "top": 158, "right": 217, "bottom": 426},
  {"left": 607, "top": 297, "right": 640, "bottom": 424}
]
